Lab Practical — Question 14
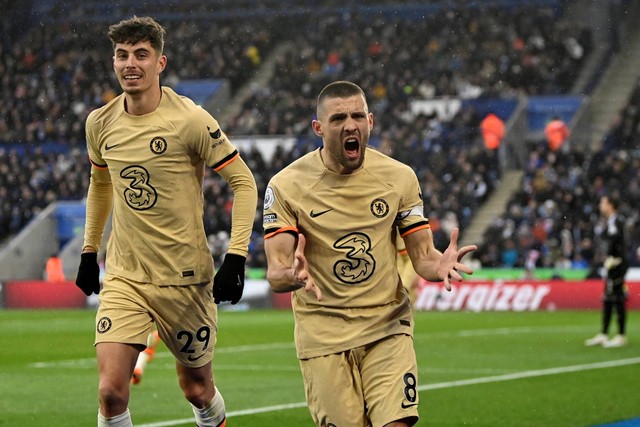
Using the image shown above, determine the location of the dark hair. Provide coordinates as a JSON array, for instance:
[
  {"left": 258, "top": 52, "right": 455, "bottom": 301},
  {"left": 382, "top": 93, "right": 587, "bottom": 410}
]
[
  {"left": 605, "top": 194, "right": 620, "bottom": 210},
  {"left": 317, "top": 81, "right": 366, "bottom": 105},
  {"left": 108, "top": 16, "right": 166, "bottom": 54}
]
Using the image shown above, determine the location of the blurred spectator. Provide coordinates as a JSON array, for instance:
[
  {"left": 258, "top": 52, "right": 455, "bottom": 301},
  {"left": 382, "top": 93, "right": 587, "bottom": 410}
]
[
  {"left": 544, "top": 116, "right": 570, "bottom": 152},
  {"left": 480, "top": 112, "right": 505, "bottom": 176},
  {"left": 480, "top": 113, "right": 505, "bottom": 151},
  {"left": 45, "top": 253, "right": 65, "bottom": 282}
]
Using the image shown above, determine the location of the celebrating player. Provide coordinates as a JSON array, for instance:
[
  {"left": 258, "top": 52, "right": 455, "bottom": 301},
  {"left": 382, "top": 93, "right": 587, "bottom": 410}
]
[
  {"left": 74, "top": 16, "right": 257, "bottom": 427},
  {"left": 263, "top": 81, "right": 477, "bottom": 427}
]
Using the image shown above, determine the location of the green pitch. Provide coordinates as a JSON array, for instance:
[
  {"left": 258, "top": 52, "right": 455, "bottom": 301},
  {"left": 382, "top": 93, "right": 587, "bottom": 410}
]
[{"left": 0, "top": 308, "right": 638, "bottom": 426}]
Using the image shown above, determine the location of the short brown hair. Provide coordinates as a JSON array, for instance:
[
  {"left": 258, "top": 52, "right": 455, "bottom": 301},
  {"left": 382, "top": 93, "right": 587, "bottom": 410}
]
[
  {"left": 316, "top": 81, "right": 368, "bottom": 118},
  {"left": 317, "top": 81, "right": 366, "bottom": 105},
  {"left": 108, "top": 16, "right": 166, "bottom": 54}
]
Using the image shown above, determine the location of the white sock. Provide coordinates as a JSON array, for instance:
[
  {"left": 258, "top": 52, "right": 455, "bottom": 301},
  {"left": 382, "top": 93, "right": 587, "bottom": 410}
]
[
  {"left": 98, "top": 409, "right": 133, "bottom": 427},
  {"left": 134, "top": 352, "right": 150, "bottom": 372},
  {"left": 191, "top": 387, "right": 226, "bottom": 427}
]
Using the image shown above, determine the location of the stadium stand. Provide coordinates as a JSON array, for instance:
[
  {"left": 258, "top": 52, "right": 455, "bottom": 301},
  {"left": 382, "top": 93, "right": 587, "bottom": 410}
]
[
  {"left": 224, "top": 3, "right": 593, "bottom": 137},
  {"left": 0, "top": 0, "right": 637, "bottom": 280},
  {"left": 475, "top": 142, "right": 640, "bottom": 270}
]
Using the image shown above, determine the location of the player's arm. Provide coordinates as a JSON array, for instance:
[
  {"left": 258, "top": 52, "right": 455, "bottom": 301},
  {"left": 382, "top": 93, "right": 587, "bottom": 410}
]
[
  {"left": 403, "top": 227, "right": 476, "bottom": 291},
  {"left": 212, "top": 155, "right": 258, "bottom": 304},
  {"left": 264, "top": 232, "right": 322, "bottom": 300},
  {"left": 215, "top": 156, "right": 258, "bottom": 257},
  {"left": 82, "top": 165, "right": 113, "bottom": 253},
  {"left": 75, "top": 163, "right": 113, "bottom": 296},
  {"left": 81, "top": 112, "right": 113, "bottom": 254},
  {"left": 195, "top": 112, "right": 258, "bottom": 256}
]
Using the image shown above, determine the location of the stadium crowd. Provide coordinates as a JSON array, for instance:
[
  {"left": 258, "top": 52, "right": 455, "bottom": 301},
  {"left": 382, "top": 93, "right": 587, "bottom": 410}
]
[
  {"left": 226, "top": 4, "right": 592, "bottom": 137},
  {"left": 475, "top": 140, "right": 640, "bottom": 271},
  {"left": 0, "top": 14, "right": 280, "bottom": 147},
  {"left": 478, "top": 75, "right": 640, "bottom": 270},
  {"left": 3, "top": 0, "right": 638, "bottom": 272}
]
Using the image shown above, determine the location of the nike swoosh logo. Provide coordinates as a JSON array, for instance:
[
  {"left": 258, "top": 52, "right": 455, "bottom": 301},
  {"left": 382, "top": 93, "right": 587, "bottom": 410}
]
[
  {"left": 207, "top": 126, "right": 221, "bottom": 139},
  {"left": 310, "top": 208, "right": 333, "bottom": 218},
  {"left": 104, "top": 144, "right": 119, "bottom": 151},
  {"left": 401, "top": 402, "right": 418, "bottom": 409},
  {"left": 187, "top": 353, "right": 206, "bottom": 362}
]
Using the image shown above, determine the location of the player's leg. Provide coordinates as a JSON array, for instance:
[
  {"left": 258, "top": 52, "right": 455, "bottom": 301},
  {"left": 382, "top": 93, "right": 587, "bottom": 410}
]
[
  {"left": 96, "top": 342, "right": 141, "bottom": 425},
  {"left": 615, "top": 283, "right": 628, "bottom": 336},
  {"left": 616, "top": 300, "right": 627, "bottom": 336},
  {"left": 602, "top": 300, "right": 614, "bottom": 334},
  {"left": 132, "top": 329, "right": 161, "bottom": 384},
  {"left": 360, "top": 334, "right": 419, "bottom": 427},
  {"left": 176, "top": 362, "right": 226, "bottom": 427},
  {"left": 299, "top": 351, "right": 368, "bottom": 427},
  {"left": 97, "top": 409, "right": 134, "bottom": 427},
  {"left": 585, "top": 287, "right": 613, "bottom": 346},
  {"left": 585, "top": 302, "right": 611, "bottom": 346},
  {"left": 603, "top": 300, "right": 628, "bottom": 347},
  {"left": 95, "top": 276, "right": 155, "bottom": 425},
  {"left": 153, "top": 282, "right": 223, "bottom": 426},
  {"left": 603, "top": 287, "right": 628, "bottom": 348}
]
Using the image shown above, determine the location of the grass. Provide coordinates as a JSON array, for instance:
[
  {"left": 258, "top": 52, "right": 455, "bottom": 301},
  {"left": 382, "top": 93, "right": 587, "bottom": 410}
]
[{"left": 0, "top": 308, "right": 638, "bottom": 426}]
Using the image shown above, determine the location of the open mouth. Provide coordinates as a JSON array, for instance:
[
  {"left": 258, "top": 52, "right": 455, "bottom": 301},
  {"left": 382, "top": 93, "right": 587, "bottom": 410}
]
[{"left": 344, "top": 137, "right": 359, "bottom": 157}]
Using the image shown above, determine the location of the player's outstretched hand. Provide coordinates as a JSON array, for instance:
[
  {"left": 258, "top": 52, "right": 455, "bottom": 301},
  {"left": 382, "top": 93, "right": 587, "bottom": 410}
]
[
  {"left": 213, "top": 253, "right": 246, "bottom": 304},
  {"left": 438, "top": 227, "right": 477, "bottom": 291},
  {"left": 75, "top": 252, "right": 101, "bottom": 296}
]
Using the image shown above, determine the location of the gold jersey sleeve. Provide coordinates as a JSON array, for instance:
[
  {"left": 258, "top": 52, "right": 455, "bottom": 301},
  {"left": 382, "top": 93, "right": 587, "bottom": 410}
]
[
  {"left": 84, "top": 87, "right": 241, "bottom": 286},
  {"left": 263, "top": 147, "right": 429, "bottom": 359}
]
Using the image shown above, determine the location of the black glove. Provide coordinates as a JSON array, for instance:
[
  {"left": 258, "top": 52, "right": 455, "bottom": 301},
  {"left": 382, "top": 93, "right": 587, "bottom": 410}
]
[
  {"left": 213, "top": 253, "right": 245, "bottom": 304},
  {"left": 75, "top": 252, "right": 101, "bottom": 296}
]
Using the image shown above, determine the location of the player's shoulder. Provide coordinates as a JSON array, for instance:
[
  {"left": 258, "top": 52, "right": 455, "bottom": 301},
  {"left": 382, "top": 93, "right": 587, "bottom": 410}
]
[
  {"left": 86, "top": 93, "right": 125, "bottom": 128},
  {"left": 273, "top": 149, "right": 320, "bottom": 177},
  {"left": 366, "top": 147, "right": 414, "bottom": 176},
  {"left": 160, "top": 86, "right": 218, "bottom": 124},
  {"left": 162, "top": 87, "right": 207, "bottom": 113},
  {"left": 163, "top": 86, "right": 194, "bottom": 106},
  {"left": 269, "top": 149, "right": 322, "bottom": 188}
]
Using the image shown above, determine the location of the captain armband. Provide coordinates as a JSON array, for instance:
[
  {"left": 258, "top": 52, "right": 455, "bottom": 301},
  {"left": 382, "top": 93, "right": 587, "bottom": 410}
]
[{"left": 397, "top": 206, "right": 425, "bottom": 221}]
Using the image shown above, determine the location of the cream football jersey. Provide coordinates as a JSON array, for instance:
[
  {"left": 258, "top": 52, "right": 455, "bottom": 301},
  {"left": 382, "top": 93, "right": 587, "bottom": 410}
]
[
  {"left": 264, "top": 147, "right": 429, "bottom": 358},
  {"left": 85, "top": 87, "right": 239, "bottom": 286}
]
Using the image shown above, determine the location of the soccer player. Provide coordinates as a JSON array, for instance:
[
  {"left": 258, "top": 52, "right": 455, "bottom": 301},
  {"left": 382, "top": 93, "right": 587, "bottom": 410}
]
[
  {"left": 585, "top": 195, "right": 629, "bottom": 348},
  {"left": 74, "top": 16, "right": 257, "bottom": 427},
  {"left": 262, "top": 81, "right": 477, "bottom": 427}
]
